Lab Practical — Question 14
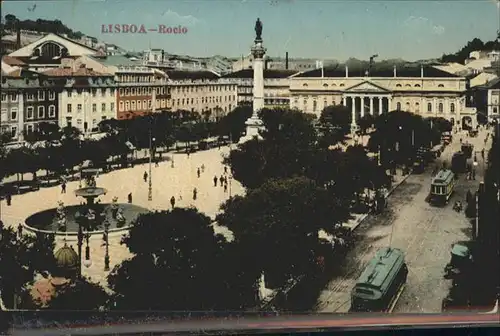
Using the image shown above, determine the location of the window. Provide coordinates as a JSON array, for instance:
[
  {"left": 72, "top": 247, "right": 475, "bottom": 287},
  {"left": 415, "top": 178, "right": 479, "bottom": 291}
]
[
  {"left": 494, "top": 107, "right": 498, "bottom": 114},
  {"left": 148, "top": 100, "right": 152, "bottom": 108},
  {"left": 339, "top": 83, "right": 345, "bottom": 87},
  {"left": 101, "top": 103, "right": 106, "bottom": 112},
  {"left": 438, "top": 103, "right": 443, "bottom": 113},
  {"left": 313, "top": 100, "right": 317, "bottom": 111},
  {"left": 10, "top": 93, "right": 17, "bottom": 102},
  {"left": 119, "top": 101, "right": 124, "bottom": 111},
  {"left": 92, "top": 89, "right": 97, "bottom": 97},
  {"left": 11, "top": 126, "right": 17, "bottom": 138},
  {"left": 77, "top": 104, "right": 82, "bottom": 113},
  {"left": 37, "top": 106, "right": 45, "bottom": 118},
  {"left": 143, "top": 100, "right": 147, "bottom": 108},
  {"left": 119, "top": 88, "right": 124, "bottom": 95},
  {"left": 77, "top": 119, "right": 82, "bottom": 125},
  {"left": 49, "top": 91, "right": 55, "bottom": 100},
  {"left": 110, "top": 102, "right": 115, "bottom": 111},
  {"left": 125, "top": 88, "right": 130, "bottom": 95},
  {"left": 323, "top": 83, "right": 328, "bottom": 88},
  {"left": 48, "top": 105, "right": 56, "bottom": 118},
  {"left": 92, "top": 119, "right": 97, "bottom": 125},
  {"left": 27, "top": 92, "right": 35, "bottom": 101},
  {"left": 396, "top": 84, "right": 402, "bottom": 87},
  {"left": 27, "top": 106, "right": 34, "bottom": 119},
  {"left": 125, "top": 101, "right": 130, "bottom": 111},
  {"left": 92, "top": 104, "right": 97, "bottom": 113},
  {"left": 131, "top": 88, "right": 136, "bottom": 95},
  {"left": 1, "top": 93, "right": 6, "bottom": 102},
  {"left": 415, "top": 102, "right": 420, "bottom": 112},
  {"left": 10, "top": 107, "right": 17, "bottom": 120},
  {"left": 131, "top": 101, "right": 136, "bottom": 110},
  {"left": 68, "top": 90, "right": 72, "bottom": 98},
  {"left": 38, "top": 91, "right": 45, "bottom": 100},
  {"left": 26, "top": 124, "right": 34, "bottom": 134},
  {"left": 427, "top": 102, "right": 432, "bottom": 112},
  {"left": 137, "top": 100, "right": 142, "bottom": 109},
  {"left": 415, "top": 84, "right": 421, "bottom": 88},
  {"left": 1, "top": 108, "right": 7, "bottom": 122},
  {"left": 438, "top": 84, "right": 444, "bottom": 88},
  {"left": 405, "top": 84, "right": 411, "bottom": 87},
  {"left": 396, "top": 102, "right": 401, "bottom": 110},
  {"left": 450, "top": 103, "right": 455, "bottom": 113}
]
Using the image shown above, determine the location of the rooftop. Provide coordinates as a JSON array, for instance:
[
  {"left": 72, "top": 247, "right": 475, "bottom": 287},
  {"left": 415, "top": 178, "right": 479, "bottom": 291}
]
[
  {"left": 222, "top": 69, "right": 298, "bottom": 79},
  {"left": 43, "top": 66, "right": 110, "bottom": 77},
  {"left": 2, "top": 55, "right": 26, "bottom": 66},
  {"left": 294, "top": 64, "right": 461, "bottom": 78},
  {"left": 90, "top": 55, "right": 142, "bottom": 67},
  {"left": 166, "top": 70, "right": 220, "bottom": 80}
]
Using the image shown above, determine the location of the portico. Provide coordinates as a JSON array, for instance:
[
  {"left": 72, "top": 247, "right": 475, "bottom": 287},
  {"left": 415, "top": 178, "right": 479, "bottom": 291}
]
[{"left": 342, "top": 81, "right": 392, "bottom": 125}]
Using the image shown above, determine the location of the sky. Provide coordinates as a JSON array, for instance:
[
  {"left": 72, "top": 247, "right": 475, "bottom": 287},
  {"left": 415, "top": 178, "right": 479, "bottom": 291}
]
[{"left": 3, "top": 0, "right": 500, "bottom": 61}]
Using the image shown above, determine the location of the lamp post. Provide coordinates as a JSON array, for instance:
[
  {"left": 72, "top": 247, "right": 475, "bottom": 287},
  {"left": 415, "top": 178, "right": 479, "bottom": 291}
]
[
  {"left": 83, "top": 231, "right": 92, "bottom": 268},
  {"left": 229, "top": 175, "right": 233, "bottom": 197},
  {"left": 148, "top": 131, "right": 155, "bottom": 202},
  {"left": 103, "top": 219, "right": 110, "bottom": 271}
]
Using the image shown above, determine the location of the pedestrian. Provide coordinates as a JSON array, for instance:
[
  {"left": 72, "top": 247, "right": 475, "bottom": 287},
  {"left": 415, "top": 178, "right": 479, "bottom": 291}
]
[
  {"left": 170, "top": 196, "right": 176, "bottom": 209},
  {"left": 213, "top": 175, "right": 218, "bottom": 187},
  {"left": 155, "top": 159, "right": 159, "bottom": 167},
  {"left": 128, "top": 192, "right": 132, "bottom": 203},
  {"left": 197, "top": 168, "right": 201, "bottom": 178},
  {"left": 193, "top": 188, "right": 197, "bottom": 201},
  {"left": 472, "top": 169, "right": 476, "bottom": 180},
  {"left": 219, "top": 175, "right": 224, "bottom": 187},
  {"left": 224, "top": 183, "right": 228, "bottom": 193},
  {"left": 481, "top": 149, "right": 485, "bottom": 160},
  {"left": 17, "top": 223, "right": 22, "bottom": 237},
  {"left": 61, "top": 182, "right": 66, "bottom": 194},
  {"left": 6, "top": 192, "right": 12, "bottom": 206},
  {"left": 143, "top": 171, "right": 148, "bottom": 182},
  {"left": 187, "top": 149, "right": 190, "bottom": 158},
  {"left": 224, "top": 166, "right": 228, "bottom": 174}
]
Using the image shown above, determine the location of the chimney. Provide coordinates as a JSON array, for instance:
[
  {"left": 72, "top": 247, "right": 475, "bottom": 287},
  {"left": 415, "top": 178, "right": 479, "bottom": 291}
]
[
  {"left": 16, "top": 21, "right": 21, "bottom": 50},
  {"left": 345, "top": 65, "right": 349, "bottom": 78},
  {"left": 393, "top": 65, "right": 397, "bottom": 77},
  {"left": 285, "top": 52, "right": 289, "bottom": 70},
  {"left": 420, "top": 65, "right": 424, "bottom": 78}
]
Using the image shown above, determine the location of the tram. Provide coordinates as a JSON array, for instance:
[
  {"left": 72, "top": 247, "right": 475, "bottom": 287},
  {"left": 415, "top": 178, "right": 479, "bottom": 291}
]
[
  {"left": 429, "top": 169, "right": 455, "bottom": 206},
  {"left": 350, "top": 247, "right": 408, "bottom": 313}
]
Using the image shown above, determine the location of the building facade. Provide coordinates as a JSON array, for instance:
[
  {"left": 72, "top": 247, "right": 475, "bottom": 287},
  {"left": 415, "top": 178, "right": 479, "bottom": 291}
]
[
  {"left": 43, "top": 65, "right": 117, "bottom": 133},
  {"left": 221, "top": 69, "right": 297, "bottom": 108},
  {"left": 167, "top": 70, "right": 237, "bottom": 118},
  {"left": 290, "top": 64, "right": 477, "bottom": 128},
  {"left": 115, "top": 66, "right": 169, "bottom": 119},
  {"left": 1, "top": 68, "right": 63, "bottom": 141}
]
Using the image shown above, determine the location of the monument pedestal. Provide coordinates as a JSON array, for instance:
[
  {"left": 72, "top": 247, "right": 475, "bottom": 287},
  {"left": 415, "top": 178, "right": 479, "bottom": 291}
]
[{"left": 239, "top": 116, "right": 264, "bottom": 144}]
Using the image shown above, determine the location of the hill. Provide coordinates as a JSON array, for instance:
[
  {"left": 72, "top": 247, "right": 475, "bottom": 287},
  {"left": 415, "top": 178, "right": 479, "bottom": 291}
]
[
  {"left": 1, "top": 14, "right": 85, "bottom": 40},
  {"left": 441, "top": 37, "right": 500, "bottom": 64}
]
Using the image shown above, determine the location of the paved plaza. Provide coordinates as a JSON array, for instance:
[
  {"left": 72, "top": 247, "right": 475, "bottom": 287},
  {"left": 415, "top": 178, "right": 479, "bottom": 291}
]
[
  {"left": 0, "top": 146, "right": 244, "bottom": 285},
  {"left": 317, "top": 128, "right": 493, "bottom": 313}
]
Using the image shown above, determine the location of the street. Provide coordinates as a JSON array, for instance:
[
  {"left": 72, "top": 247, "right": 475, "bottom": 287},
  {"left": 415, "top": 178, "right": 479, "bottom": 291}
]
[{"left": 317, "top": 128, "right": 492, "bottom": 313}]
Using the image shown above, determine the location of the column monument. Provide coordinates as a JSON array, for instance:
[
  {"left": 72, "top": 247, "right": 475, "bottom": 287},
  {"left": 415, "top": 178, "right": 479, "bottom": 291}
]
[{"left": 239, "top": 18, "right": 266, "bottom": 144}]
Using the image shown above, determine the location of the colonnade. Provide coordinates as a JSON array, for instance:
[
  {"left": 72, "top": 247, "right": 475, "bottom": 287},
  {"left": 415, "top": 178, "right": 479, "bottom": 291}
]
[{"left": 343, "top": 95, "right": 392, "bottom": 125}]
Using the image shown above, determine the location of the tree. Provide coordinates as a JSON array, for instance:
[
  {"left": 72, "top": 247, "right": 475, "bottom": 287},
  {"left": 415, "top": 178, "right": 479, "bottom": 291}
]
[
  {"left": 217, "top": 105, "right": 253, "bottom": 142},
  {"left": 48, "top": 277, "right": 109, "bottom": 310},
  {"left": 108, "top": 208, "right": 258, "bottom": 310},
  {"left": 216, "top": 177, "right": 350, "bottom": 288},
  {"left": 5, "top": 146, "right": 41, "bottom": 181},
  {"left": 319, "top": 105, "right": 351, "bottom": 129},
  {"left": 225, "top": 108, "right": 318, "bottom": 189},
  {"left": 0, "top": 223, "right": 57, "bottom": 308}
]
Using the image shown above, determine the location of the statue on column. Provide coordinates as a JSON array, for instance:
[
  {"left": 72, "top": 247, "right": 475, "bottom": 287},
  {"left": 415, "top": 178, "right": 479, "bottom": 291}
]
[{"left": 255, "top": 18, "right": 263, "bottom": 40}]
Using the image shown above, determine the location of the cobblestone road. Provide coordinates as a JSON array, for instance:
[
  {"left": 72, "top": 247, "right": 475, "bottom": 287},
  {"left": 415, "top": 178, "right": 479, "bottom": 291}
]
[{"left": 317, "top": 128, "right": 493, "bottom": 313}]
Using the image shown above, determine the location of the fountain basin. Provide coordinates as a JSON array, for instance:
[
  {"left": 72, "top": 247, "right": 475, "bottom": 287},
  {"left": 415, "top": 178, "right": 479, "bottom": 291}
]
[{"left": 24, "top": 203, "right": 149, "bottom": 236}]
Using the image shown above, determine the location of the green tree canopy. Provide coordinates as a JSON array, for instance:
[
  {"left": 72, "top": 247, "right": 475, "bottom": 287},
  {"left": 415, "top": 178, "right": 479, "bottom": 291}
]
[{"left": 47, "top": 277, "right": 109, "bottom": 310}]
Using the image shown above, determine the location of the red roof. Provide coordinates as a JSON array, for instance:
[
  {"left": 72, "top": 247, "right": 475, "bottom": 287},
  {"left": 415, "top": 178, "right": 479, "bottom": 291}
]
[
  {"left": 43, "top": 66, "right": 108, "bottom": 77},
  {"left": 2, "top": 55, "right": 26, "bottom": 66}
]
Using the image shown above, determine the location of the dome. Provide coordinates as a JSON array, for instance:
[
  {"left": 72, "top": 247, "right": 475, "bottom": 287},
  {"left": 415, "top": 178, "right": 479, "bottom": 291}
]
[{"left": 54, "top": 244, "right": 79, "bottom": 271}]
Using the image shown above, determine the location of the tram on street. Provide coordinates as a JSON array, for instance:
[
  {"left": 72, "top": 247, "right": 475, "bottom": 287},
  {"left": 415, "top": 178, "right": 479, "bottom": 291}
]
[
  {"left": 350, "top": 247, "right": 408, "bottom": 313},
  {"left": 429, "top": 169, "right": 455, "bottom": 206}
]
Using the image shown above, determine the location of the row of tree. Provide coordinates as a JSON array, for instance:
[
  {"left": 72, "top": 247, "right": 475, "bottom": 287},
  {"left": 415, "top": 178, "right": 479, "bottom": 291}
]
[
  {"left": 1, "top": 106, "right": 452, "bottom": 311},
  {"left": 441, "top": 37, "right": 500, "bottom": 64},
  {"left": 2, "top": 14, "right": 84, "bottom": 40}
]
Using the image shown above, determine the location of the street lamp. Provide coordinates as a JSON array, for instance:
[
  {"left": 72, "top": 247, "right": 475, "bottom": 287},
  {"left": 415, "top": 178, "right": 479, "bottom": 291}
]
[
  {"left": 229, "top": 175, "right": 233, "bottom": 197},
  {"left": 148, "top": 131, "right": 155, "bottom": 202},
  {"left": 103, "top": 219, "right": 110, "bottom": 271},
  {"left": 83, "top": 231, "right": 92, "bottom": 268}
]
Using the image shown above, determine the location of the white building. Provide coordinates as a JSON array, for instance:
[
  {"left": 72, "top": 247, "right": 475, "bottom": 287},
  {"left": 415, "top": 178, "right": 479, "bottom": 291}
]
[{"left": 42, "top": 65, "right": 117, "bottom": 134}]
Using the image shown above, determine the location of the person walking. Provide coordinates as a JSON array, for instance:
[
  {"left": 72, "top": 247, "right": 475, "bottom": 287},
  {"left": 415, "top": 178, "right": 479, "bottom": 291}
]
[
  {"left": 61, "top": 182, "right": 66, "bottom": 194},
  {"left": 6, "top": 192, "right": 12, "bottom": 206},
  {"left": 193, "top": 188, "right": 197, "bottom": 201},
  {"left": 128, "top": 193, "right": 133, "bottom": 204},
  {"left": 17, "top": 223, "right": 23, "bottom": 237},
  {"left": 170, "top": 196, "right": 176, "bottom": 209},
  {"left": 224, "top": 166, "right": 228, "bottom": 174},
  {"left": 213, "top": 175, "right": 218, "bottom": 187},
  {"left": 197, "top": 168, "right": 201, "bottom": 178},
  {"left": 219, "top": 175, "right": 224, "bottom": 187},
  {"left": 143, "top": 171, "right": 148, "bottom": 183},
  {"left": 224, "top": 182, "right": 228, "bottom": 193}
]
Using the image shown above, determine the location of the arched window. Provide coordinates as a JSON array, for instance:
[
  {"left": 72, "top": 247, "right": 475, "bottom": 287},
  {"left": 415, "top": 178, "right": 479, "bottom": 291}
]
[
  {"left": 119, "top": 101, "right": 124, "bottom": 111},
  {"left": 396, "top": 102, "right": 401, "bottom": 110},
  {"left": 303, "top": 83, "right": 308, "bottom": 87},
  {"left": 450, "top": 103, "right": 455, "bottom": 113},
  {"left": 125, "top": 101, "right": 130, "bottom": 111},
  {"left": 427, "top": 103, "right": 432, "bottom": 112},
  {"left": 40, "top": 42, "right": 62, "bottom": 58},
  {"left": 405, "top": 84, "right": 411, "bottom": 87},
  {"left": 331, "top": 83, "right": 337, "bottom": 87},
  {"left": 396, "top": 84, "right": 402, "bottom": 87},
  {"left": 323, "top": 83, "right": 328, "bottom": 88},
  {"left": 415, "top": 102, "right": 420, "bottom": 112},
  {"left": 438, "top": 103, "right": 443, "bottom": 113},
  {"left": 415, "top": 84, "right": 421, "bottom": 87},
  {"left": 406, "top": 102, "right": 410, "bottom": 110},
  {"left": 339, "top": 83, "right": 345, "bottom": 87},
  {"left": 303, "top": 99, "right": 307, "bottom": 107},
  {"left": 438, "top": 84, "right": 444, "bottom": 88}
]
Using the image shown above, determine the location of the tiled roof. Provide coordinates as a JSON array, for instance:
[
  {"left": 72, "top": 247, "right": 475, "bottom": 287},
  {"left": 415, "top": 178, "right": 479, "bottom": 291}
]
[
  {"left": 42, "top": 67, "right": 110, "bottom": 77},
  {"left": 14, "top": 56, "right": 78, "bottom": 65},
  {"left": 2, "top": 55, "right": 26, "bottom": 66},
  {"left": 222, "top": 69, "right": 298, "bottom": 79},
  {"left": 294, "top": 64, "right": 461, "bottom": 78},
  {"left": 166, "top": 70, "right": 220, "bottom": 80}
]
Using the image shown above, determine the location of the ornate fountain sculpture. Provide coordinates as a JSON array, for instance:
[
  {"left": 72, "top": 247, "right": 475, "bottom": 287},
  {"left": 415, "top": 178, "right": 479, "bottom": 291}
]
[{"left": 55, "top": 201, "right": 67, "bottom": 230}]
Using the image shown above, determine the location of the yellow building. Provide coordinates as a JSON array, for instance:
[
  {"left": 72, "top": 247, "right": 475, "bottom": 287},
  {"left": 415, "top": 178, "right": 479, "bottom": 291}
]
[{"left": 290, "top": 64, "right": 477, "bottom": 128}]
